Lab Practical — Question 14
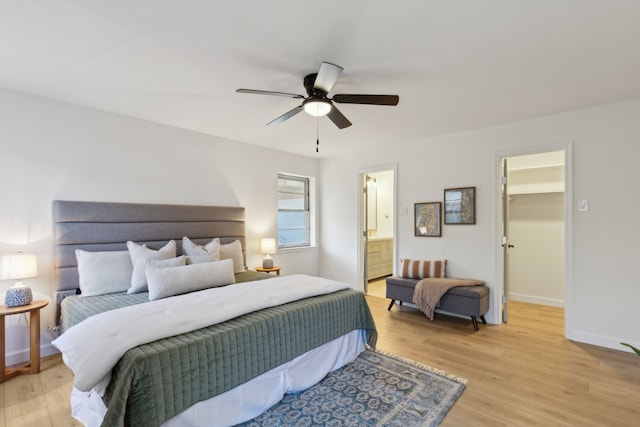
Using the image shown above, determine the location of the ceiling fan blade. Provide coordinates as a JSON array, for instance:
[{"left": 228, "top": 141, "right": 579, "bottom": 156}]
[
  {"left": 236, "top": 88, "right": 304, "bottom": 99},
  {"left": 267, "top": 105, "right": 304, "bottom": 126},
  {"left": 313, "top": 62, "right": 343, "bottom": 93},
  {"left": 332, "top": 94, "right": 399, "bottom": 106},
  {"left": 327, "top": 105, "right": 352, "bottom": 129}
]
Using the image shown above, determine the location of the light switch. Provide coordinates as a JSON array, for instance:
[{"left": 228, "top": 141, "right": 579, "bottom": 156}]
[{"left": 578, "top": 199, "right": 589, "bottom": 212}]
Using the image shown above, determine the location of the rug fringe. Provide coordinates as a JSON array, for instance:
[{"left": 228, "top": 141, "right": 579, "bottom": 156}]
[{"left": 369, "top": 346, "right": 469, "bottom": 385}]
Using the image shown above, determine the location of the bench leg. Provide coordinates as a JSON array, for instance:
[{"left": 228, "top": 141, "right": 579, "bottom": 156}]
[
  {"left": 471, "top": 316, "right": 479, "bottom": 331},
  {"left": 387, "top": 300, "right": 395, "bottom": 311},
  {"left": 480, "top": 315, "right": 487, "bottom": 324}
]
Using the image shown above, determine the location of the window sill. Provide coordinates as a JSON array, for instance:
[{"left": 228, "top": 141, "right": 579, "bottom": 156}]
[{"left": 277, "top": 245, "right": 318, "bottom": 254}]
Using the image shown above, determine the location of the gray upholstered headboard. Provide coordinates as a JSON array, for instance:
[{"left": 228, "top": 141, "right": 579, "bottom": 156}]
[{"left": 52, "top": 200, "right": 247, "bottom": 316}]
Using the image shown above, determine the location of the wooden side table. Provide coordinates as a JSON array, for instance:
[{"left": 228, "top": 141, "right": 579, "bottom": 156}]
[
  {"left": 0, "top": 300, "right": 48, "bottom": 383},
  {"left": 256, "top": 266, "right": 281, "bottom": 276}
]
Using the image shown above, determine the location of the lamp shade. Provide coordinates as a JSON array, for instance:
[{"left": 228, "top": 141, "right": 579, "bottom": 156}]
[
  {"left": 261, "top": 238, "right": 276, "bottom": 255},
  {"left": 303, "top": 99, "right": 331, "bottom": 117},
  {"left": 0, "top": 253, "right": 38, "bottom": 280}
]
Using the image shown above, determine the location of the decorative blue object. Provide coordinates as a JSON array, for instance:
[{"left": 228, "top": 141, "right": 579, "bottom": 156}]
[
  {"left": 1, "top": 252, "right": 38, "bottom": 307},
  {"left": 5, "top": 286, "right": 33, "bottom": 307}
]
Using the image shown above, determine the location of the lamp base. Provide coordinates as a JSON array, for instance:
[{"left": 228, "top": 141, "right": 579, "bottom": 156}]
[
  {"left": 5, "top": 286, "right": 33, "bottom": 307},
  {"left": 262, "top": 256, "right": 274, "bottom": 269}
]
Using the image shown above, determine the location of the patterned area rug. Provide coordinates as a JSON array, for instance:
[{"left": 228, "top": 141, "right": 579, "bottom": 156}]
[{"left": 238, "top": 349, "right": 467, "bottom": 427}]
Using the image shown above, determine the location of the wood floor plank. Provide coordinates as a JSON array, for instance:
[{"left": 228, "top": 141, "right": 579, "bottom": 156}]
[
  {"left": 37, "top": 356, "right": 81, "bottom": 427},
  {"left": 2, "top": 375, "right": 50, "bottom": 427},
  {"left": 365, "top": 294, "right": 640, "bottom": 427},
  {"left": 1, "top": 292, "right": 639, "bottom": 426}
]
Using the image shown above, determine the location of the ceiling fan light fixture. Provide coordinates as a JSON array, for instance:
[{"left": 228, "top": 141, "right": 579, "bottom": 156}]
[{"left": 303, "top": 99, "right": 331, "bottom": 117}]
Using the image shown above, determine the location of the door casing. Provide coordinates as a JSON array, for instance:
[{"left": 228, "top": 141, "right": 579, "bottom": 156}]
[
  {"left": 357, "top": 165, "right": 397, "bottom": 293},
  {"left": 493, "top": 142, "right": 574, "bottom": 339}
]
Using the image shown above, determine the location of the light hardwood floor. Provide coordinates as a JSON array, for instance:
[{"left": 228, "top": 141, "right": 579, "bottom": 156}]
[{"left": 1, "top": 294, "right": 639, "bottom": 427}]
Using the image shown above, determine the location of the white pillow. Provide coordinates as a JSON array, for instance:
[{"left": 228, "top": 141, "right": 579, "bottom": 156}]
[
  {"left": 186, "top": 254, "right": 217, "bottom": 265},
  {"left": 146, "top": 259, "right": 236, "bottom": 301},
  {"left": 127, "top": 240, "right": 177, "bottom": 294},
  {"left": 182, "top": 236, "right": 221, "bottom": 259},
  {"left": 126, "top": 256, "right": 187, "bottom": 294},
  {"left": 76, "top": 250, "right": 133, "bottom": 296},
  {"left": 220, "top": 239, "right": 246, "bottom": 273}
]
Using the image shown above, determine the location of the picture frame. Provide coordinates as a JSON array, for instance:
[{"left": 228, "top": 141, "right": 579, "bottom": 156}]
[
  {"left": 444, "top": 187, "right": 476, "bottom": 225},
  {"left": 414, "top": 202, "right": 442, "bottom": 237}
]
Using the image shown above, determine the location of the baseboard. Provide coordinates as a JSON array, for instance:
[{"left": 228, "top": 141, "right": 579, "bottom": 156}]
[
  {"left": 570, "top": 330, "right": 640, "bottom": 354},
  {"left": 509, "top": 293, "right": 564, "bottom": 308},
  {"left": 5, "top": 343, "right": 59, "bottom": 367},
  {"left": 5, "top": 328, "right": 60, "bottom": 367}
]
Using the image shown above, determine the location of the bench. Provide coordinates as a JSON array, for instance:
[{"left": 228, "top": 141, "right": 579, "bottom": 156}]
[{"left": 385, "top": 276, "right": 490, "bottom": 331}]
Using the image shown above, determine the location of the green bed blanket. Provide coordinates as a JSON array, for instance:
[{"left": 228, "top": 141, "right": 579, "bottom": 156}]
[
  {"left": 59, "top": 271, "right": 270, "bottom": 333},
  {"left": 76, "top": 288, "right": 376, "bottom": 427}
]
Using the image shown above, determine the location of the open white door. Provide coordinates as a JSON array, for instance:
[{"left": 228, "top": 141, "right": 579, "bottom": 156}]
[
  {"left": 501, "top": 158, "right": 513, "bottom": 323},
  {"left": 358, "top": 166, "right": 396, "bottom": 296},
  {"left": 362, "top": 174, "right": 370, "bottom": 293}
]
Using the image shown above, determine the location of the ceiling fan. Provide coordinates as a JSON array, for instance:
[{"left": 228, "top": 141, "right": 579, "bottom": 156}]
[{"left": 236, "top": 62, "right": 399, "bottom": 129}]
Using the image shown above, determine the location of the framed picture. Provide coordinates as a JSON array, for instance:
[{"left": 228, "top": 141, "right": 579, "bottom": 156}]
[
  {"left": 444, "top": 187, "right": 476, "bottom": 225},
  {"left": 414, "top": 202, "right": 442, "bottom": 237}
]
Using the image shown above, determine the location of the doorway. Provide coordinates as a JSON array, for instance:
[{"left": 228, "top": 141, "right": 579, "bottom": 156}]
[
  {"left": 358, "top": 166, "right": 396, "bottom": 296},
  {"left": 497, "top": 144, "right": 573, "bottom": 338}
]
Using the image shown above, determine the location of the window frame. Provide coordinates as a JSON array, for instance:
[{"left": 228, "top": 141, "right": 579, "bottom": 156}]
[{"left": 277, "top": 173, "right": 314, "bottom": 249}]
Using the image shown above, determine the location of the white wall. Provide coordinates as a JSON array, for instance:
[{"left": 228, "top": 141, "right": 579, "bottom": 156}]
[
  {"left": 0, "top": 88, "right": 320, "bottom": 363},
  {"left": 2, "top": 88, "right": 639, "bottom": 360},
  {"left": 508, "top": 192, "right": 565, "bottom": 307},
  {"left": 319, "top": 99, "right": 640, "bottom": 353},
  {"left": 367, "top": 170, "right": 394, "bottom": 239}
]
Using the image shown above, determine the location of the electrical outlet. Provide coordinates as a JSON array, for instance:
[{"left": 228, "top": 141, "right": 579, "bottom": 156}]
[{"left": 578, "top": 199, "right": 589, "bottom": 212}]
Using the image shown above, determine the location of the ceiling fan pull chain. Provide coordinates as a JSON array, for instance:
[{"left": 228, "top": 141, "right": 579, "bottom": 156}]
[{"left": 316, "top": 116, "right": 320, "bottom": 153}]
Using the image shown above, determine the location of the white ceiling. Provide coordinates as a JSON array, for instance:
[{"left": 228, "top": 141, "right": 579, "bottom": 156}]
[{"left": 2, "top": 1, "right": 640, "bottom": 158}]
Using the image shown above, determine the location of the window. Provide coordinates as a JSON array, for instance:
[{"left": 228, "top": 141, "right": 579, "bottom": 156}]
[{"left": 277, "top": 174, "right": 311, "bottom": 248}]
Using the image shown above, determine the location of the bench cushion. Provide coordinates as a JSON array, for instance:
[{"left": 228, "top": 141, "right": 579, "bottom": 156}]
[{"left": 386, "top": 276, "right": 489, "bottom": 317}]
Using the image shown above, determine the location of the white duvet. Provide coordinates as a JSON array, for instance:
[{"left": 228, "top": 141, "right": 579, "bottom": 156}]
[{"left": 52, "top": 274, "right": 350, "bottom": 392}]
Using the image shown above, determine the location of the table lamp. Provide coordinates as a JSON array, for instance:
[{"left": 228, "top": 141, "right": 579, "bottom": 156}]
[
  {"left": 0, "top": 252, "right": 37, "bottom": 307},
  {"left": 260, "top": 238, "right": 276, "bottom": 269}
]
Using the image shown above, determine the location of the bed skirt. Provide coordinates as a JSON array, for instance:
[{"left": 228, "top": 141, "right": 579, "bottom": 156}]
[{"left": 71, "top": 330, "right": 365, "bottom": 427}]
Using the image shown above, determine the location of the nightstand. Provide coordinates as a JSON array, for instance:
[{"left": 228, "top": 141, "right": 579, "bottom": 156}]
[
  {"left": 0, "top": 300, "right": 48, "bottom": 383},
  {"left": 256, "top": 266, "right": 281, "bottom": 276}
]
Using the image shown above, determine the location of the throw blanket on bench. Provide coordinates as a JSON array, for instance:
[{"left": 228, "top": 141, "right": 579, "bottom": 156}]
[{"left": 413, "top": 277, "right": 485, "bottom": 320}]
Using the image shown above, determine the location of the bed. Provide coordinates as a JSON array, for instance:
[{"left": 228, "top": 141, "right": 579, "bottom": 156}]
[{"left": 51, "top": 200, "right": 377, "bottom": 427}]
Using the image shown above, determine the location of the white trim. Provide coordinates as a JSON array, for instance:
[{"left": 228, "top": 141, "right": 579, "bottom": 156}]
[
  {"left": 276, "top": 173, "right": 316, "bottom": 248},
  {"left": 571, "top": 330, "right": 640, "bottom": 354},
  {"left": 563, "top": 143, "right": 575, "bottom": 340},
  {"left": 5, "top": 343, "right": 58, "bottom": 367},
  {"left": 509, "top": 293, "right": 564, "bottom": 308},
  {"left": 493, "top": 141, "right": 574, "bottom": 340}
]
